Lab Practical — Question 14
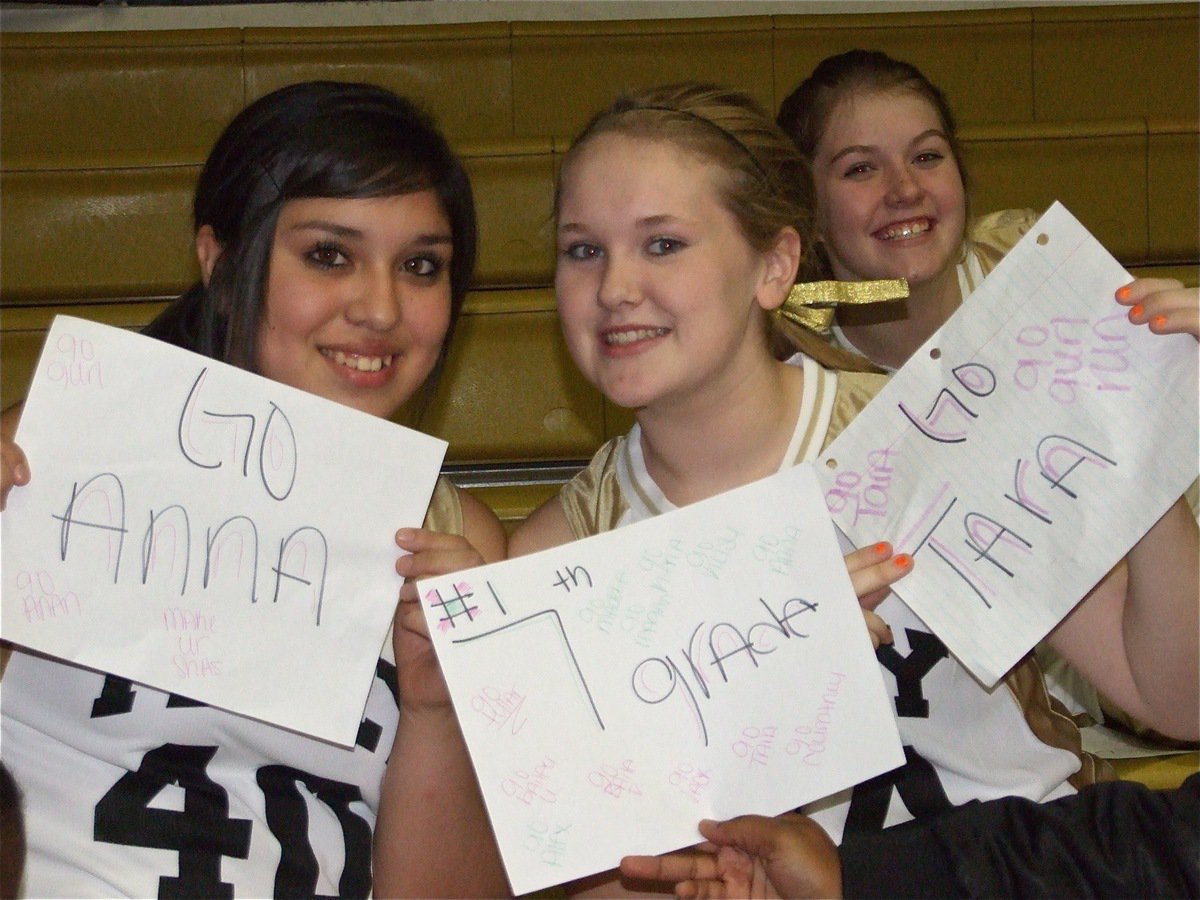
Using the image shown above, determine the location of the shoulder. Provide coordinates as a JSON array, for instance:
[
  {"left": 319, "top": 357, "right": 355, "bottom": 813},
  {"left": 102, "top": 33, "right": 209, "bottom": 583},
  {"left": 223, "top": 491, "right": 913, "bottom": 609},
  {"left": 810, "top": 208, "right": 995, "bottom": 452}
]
[
  {"left": 425, "top": 476, "right": 506, "bottom": 563},
  {"left": 968, "top": 208, "right": 1041, "bottom": 257},
  {"left": 423, "top": 475, "right": 464, "bottom": 535},
  {"left": 823, "top": 367, "right": 890, "bottom": 450},
  {"left": 834, "top": 367, "right": 889, "bottom": 404},
  {"left": 510, "top": 436, "right": 628, "bottom": 555},
  {"left": 558, "top": 437, "right": 628, "bottom": 537}
]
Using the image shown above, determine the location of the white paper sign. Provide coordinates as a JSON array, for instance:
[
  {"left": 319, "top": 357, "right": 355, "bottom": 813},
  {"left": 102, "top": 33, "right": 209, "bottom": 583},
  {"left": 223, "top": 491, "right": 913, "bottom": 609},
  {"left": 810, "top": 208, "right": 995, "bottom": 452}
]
[
  {"left": 817, "top": 202, "right": 1198, "bottom": 687},
  {"left": 2, "top": 316, "right": 448, "bottom": 745},
  {"left": 418, "top": 464, "right": 904, "bottom": 895}
]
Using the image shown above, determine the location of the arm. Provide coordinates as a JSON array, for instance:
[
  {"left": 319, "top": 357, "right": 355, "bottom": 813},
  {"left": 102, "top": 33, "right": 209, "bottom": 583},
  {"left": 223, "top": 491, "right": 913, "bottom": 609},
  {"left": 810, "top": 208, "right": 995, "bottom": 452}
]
[
  {"left": 507, "top": 493, "right": 576, "bottom": 557},
  {"left": 621, "top": 774, "right": 1200, "bottom": 899},
  {"left": 372, "top": 491, "right": 511, "bottom": 898},
  {"left": 1042, "top": 282, "right": 1200, "bottom": 739},
  {"left": 1047, "top": 497, "right": 1199, "bottom": 740}
]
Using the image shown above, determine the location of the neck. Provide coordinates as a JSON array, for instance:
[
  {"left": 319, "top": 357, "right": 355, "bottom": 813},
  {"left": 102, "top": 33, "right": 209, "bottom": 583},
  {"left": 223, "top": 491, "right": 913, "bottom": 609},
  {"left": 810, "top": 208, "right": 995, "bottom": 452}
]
[
  {"left": 836, "top": 267, "right": 962, "bottom": 370},
  {"left": 634, "top": 357, "right": 805, "bottom": 508}
]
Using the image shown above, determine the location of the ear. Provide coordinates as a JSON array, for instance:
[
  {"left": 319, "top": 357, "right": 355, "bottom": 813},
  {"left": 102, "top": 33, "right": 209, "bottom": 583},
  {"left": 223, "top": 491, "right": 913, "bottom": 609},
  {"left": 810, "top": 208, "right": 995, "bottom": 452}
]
[
  {"left": 194, "top": 225, "right": 223, "bottom": 287},
  {"left": 757, "top": 226, "right": 803, "bottom": 312}
]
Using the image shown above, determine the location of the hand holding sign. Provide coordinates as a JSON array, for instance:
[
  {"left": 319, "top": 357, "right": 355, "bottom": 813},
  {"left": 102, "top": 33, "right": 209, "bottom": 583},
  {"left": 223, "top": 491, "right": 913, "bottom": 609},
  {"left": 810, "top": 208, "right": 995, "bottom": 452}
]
[
  {"left": 1, "top": 316, "right": 448, "bottom": 745},
  {"left": 1, "top": 408, "right": 30, "bottom": 510},
  {"left": 818, "top": 203, "right": 1199, "bottom": 692},
  {"left": 418, "top": 463, "right": 903, "bottom": 895}
]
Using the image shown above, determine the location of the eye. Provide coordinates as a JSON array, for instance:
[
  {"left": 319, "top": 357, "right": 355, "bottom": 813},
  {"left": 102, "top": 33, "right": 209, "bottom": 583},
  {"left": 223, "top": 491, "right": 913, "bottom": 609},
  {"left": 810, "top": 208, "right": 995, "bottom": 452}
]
[
  {"left": 562, "top": 242, "right": 602, "bottom": 261},
  {"left": 840, "top": 161, "right": 874, "bottom": 180},
  {"left": 647, "top": 237, "right": 685, "bottom": 256},
  {"left": 306, "top": 242, "right": 349, "bottom": 269},
  {"left": 913, "top": 150, "right": 945, "bottom": 167},
  {"left": 404, "top": 254, "right": 444, "bottom": 277}
]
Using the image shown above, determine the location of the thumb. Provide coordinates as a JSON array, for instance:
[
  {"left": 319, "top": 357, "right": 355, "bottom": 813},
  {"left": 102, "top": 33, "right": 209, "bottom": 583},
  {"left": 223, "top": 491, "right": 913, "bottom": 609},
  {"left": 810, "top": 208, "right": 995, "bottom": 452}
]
[{"left": 697, "top": 815, "right": 781, "bottom": 858}]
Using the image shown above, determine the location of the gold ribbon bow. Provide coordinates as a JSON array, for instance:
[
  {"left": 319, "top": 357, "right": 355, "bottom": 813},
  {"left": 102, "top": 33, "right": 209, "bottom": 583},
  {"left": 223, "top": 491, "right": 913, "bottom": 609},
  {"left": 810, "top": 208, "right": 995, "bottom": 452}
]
[{"left": 776, "top": 278, "right": 910, "bottom": 334}]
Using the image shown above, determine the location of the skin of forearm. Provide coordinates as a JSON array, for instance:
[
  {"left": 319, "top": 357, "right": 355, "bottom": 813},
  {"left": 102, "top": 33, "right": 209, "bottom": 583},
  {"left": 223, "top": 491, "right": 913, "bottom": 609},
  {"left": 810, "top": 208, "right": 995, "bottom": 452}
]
[
  {"left": 373, "top": 708, "right": 510, "bottom": 898},
  {"left": 1122, "top": 498, "right": 1200, "bottom": 739}
]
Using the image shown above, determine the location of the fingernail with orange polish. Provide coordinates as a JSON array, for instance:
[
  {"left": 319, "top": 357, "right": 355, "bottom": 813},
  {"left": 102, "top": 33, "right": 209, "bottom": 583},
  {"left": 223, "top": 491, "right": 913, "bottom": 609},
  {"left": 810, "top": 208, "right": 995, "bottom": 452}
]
[
  {"left": 1116, "top": 285, "right": 1132, "bottom": 301},
  {"left": 874, "top": 541, "right": 890, "bottom": 555},
  {"left": 894, "top": 554, "right": 912, "bottom": 569},
  {"left": 1131, "top": 303, "right": 1144, "bottom": 318},
  {"left": 1153, "top": 315, "right": 1168, "bottom": 329}
]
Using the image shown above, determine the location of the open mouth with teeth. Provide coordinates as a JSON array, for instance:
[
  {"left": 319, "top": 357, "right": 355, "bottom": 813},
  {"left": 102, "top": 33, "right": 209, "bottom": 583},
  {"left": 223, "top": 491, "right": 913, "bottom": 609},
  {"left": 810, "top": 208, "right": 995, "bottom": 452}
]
[
  {"left": 321, "top": 348, "right": 395, "bottom": 373},
  {"left": 875, "top": 218, "right": 933, "bottom": 241},
  {"left": 603, "top": 327, "right": 671, "bottom": 346}
]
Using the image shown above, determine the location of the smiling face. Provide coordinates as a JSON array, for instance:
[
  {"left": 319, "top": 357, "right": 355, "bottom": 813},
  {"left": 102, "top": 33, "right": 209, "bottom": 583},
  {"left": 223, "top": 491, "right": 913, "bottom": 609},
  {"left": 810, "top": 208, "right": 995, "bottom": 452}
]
[
  {"left": 555, "top": 133, "right": 788, "bottom": 412},
  {"left": 255, "top": 191, "right": 453, "bottom": 419},
  {"left": 811, "top": 88, "right": 967, "bottom": 292}
]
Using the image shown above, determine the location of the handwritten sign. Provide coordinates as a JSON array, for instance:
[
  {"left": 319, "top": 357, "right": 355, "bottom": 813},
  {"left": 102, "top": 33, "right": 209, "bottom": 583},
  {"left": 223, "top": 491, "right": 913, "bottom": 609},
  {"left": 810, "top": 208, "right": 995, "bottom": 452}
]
[
  {"left": 817, "top": 202, "right": 1198, "bottom": 687},
  {"left": 418, "top": 464, "right": 903, "bottom": 895},
  {"left": 1, "top": 316, "right": 447, "bottom": 745}
]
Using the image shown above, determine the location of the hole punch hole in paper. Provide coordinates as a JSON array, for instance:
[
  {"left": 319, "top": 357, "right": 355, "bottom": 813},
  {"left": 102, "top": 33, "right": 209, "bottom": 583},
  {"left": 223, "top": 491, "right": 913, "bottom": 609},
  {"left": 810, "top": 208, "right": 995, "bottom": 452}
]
[
  {"left": 929, "top": 347, "right": 942, "bottom": 360},
  {"left": 825, "top": 457, "right": 838, "bottom": 470},
  {"left": 1037, "top": 232, "right": 1050, "bottom": 245}
]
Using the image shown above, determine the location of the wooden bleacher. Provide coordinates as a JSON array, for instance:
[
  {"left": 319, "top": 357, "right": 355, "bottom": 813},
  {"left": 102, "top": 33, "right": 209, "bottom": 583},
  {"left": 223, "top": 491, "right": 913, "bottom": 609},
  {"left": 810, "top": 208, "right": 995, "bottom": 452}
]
[{"left": 1, "top": 0, "right": 1197, "bottom": 785}]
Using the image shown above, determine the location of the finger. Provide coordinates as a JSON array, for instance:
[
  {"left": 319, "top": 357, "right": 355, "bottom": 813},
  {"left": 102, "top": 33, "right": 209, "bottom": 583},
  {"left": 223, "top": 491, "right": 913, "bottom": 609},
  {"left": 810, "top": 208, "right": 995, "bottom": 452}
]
[
  {"left": 395, "top": 527, "right": 476, "bottom": 553},
  {"left": 1125, "top": 286, "right": 1196, "bottom": 318},
  {"left": 843, "top": 541, "right": 891, "bottom": 574},
  {"left": 1119, "top": 283, "right": 1200, "bottom": 339},
  {"left": 698, "top": 816, "right": 782, "bottom": 857},
  {"left": 0, "top": 441, "right": 31, "bottom": 512},
  {"left": 397, "top": 602, "right": 431, "bottom": 639},
  {"left": 687, "top": 880, "right": 731, "bottom": 900},
  {"left": 1129, "top": 301, "right": 1200, "bottom": 339},
  {"left": 1142, "top": 295, "right": 1200, "bottom": 339},
  {"left": 620, "top": 854, "right": 720, "bottom": 884},
  {"left": 1115, "top": 277, "right": 1182, "bottom": 306},
  {"left": 857, "top": 584, "right": 893, "bottom": 611},
  {"left": 714, "top": 846, "right": 759, "bottom": 898},
  {"left": 1148, "top": 310, "right": 1200, "bottom": 339},
  {"left": 749, "top": 861, "right": 775, "bottom": 900},
  {"left": 847, "top": 553, "right": 912, "bottom": 610},
  {"left": 863, "top": 609, "right": 893, "bottom": 649},
  {"left": 396, "top": 546, "right": 483, "bottom": 580}
]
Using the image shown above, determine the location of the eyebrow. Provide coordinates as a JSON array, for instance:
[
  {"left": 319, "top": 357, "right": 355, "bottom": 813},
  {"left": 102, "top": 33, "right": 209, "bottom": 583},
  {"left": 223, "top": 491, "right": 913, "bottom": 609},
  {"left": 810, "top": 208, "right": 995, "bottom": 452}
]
[
  {"left": 826, "top": 128, "right": 949, "bottom": 165},
  {"left": 558, "top": 213, "right": 683, "bottom": 233},
  {"left": 287, "top": 219, "right": 453, "bottom": 246}
]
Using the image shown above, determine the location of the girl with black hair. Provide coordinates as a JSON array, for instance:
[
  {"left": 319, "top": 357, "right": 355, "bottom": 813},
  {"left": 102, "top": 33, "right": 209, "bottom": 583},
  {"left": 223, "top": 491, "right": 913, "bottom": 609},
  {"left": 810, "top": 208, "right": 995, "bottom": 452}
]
[{"left": 0, "top": 81, "right": 507, "bottom": 898}]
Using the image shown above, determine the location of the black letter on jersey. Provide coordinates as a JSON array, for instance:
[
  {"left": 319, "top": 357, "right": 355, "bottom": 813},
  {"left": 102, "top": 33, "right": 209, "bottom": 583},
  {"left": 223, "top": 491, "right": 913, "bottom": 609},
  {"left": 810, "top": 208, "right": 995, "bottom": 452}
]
[
  {"left": 257, "top": 766, "right": 372, "bottom": 898},
  {"left": 843, "top": 744, "right": 953, "bottom": 835},
  {"left": 94, "top": 743, "right": 251, "bottom": 899},
  {"left": 876, "top": 629, "right": 950, "bottom": 718}
]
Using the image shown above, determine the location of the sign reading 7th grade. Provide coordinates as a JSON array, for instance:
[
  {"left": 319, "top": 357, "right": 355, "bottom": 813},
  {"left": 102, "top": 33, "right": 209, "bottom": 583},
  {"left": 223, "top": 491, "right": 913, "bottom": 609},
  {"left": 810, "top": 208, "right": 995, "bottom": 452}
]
[
  {"left": 817, "top": 202, "right": 1198, "bottom": 688},
  {"left": 417, "top": 464, "right": 904, "bottom": 896},
  {"left": 1, "top": 316, "right": 447, "bottom": 745}
]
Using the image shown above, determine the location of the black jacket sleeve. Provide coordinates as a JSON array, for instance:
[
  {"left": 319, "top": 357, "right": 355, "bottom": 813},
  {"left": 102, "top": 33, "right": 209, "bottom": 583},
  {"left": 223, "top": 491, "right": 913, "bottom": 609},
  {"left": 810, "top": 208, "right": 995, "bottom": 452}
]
[{"left": 840, "top": 774, "right": 1200, "bottom": 899}]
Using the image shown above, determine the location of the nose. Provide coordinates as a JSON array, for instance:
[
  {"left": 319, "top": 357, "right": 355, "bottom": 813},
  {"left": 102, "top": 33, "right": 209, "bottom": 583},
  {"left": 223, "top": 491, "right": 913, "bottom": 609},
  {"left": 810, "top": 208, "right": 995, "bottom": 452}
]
[
  {"left": 346, "top": 266, "right": 402, "bottom": 331},
  {"left": 596, "top": 252, "right": 642, "bottom": 311},
  {"left": 884, "top": 163, "right": 922, "bottom": 205}
]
